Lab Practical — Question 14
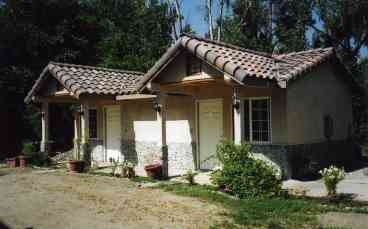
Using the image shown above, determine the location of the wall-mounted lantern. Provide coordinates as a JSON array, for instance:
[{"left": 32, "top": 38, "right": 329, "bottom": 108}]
[
  {"left": 153, "top": 100, "right": 162, "bottom": 112},
  {"left": 232, "top": 95, "right": 240, "bottom": 110}
]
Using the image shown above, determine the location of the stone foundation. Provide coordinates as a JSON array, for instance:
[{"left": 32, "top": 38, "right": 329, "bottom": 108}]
[
  {"left": 121, "top": 140, "right": 162, "bottom": 176},
  {"left": 89, "top": 139, "right": 104, "bottom": 162},
  {"left": 252, "top": 140, "right": 358, "bottom": 179},
  {"left": 120, "top": 140, "right": 196, "bottom": 177},
  {"left": 167, "top": 142, "right": 196, "bottom": 176}
]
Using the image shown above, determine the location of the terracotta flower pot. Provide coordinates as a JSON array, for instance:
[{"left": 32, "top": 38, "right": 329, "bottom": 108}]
[
  {"left": 7, "top": 157, "right": 18, "bottom": 168},
  {"left": 18, "top": 156, "right": 27, "bottom": 168},
  {"left": 144, "top": 163, "right": 162, "bottom": 179},
  {"left": 68, "top": 160, "right": 85, "bottom": 173}
]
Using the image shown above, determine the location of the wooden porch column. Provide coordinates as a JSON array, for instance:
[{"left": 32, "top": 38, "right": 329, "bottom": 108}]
[
  {"left": 233, "top": 88, "right": 242, "bottom": 145},
  {"left": 40, "top": 101, "right": 50, "bottom": 153},
  {"left": 156, "top": 94, "right": 168, "bottom": 178},
  {"left": 80, "top": 103, "right": 89, "bottom": 159},
  {"left": 73, "top": 109, "right": 81, "bottom": 160}
]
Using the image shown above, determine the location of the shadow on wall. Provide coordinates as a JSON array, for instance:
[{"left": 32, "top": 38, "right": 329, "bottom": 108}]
[
  {"left": 289, "top": 140, "right": 363, "bottom": 181},
  {"left": 252, "top": 140, "right": 364, "bottom": 181}
]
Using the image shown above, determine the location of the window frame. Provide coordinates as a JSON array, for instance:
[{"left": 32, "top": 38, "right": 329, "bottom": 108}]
[
  {"left": 88, "top": 108, "right": 98, "bottom": 139},
  {"left": 240, "top": 97, "right": 272, "bottom": 144}
]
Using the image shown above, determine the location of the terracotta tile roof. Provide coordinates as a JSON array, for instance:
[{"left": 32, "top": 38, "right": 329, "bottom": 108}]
[
  {"left": 138, "top": 34, "right": 336, "bottom": 90},
  {"left": 25, "top": 62, "right": 144, "bottom": 103},
  {"left": 275, "top": 48, "right": 335, "bottom": 84}
]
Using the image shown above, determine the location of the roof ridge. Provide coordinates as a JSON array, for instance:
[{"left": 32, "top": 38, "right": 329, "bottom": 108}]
[
  {"left": 280, "top": 47, "right": 334, "bottom": 57},
  {"left": 48, "top": 62, "right": 144, "bottom": 75},
  {"left": 181, "top": 33, "right": 274, "bottom": 59}
]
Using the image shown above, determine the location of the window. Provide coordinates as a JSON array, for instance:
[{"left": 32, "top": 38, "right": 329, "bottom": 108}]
[
  {"left": 243, "top": 98, "right": 271, "bottom": 142},
  {"left": 187, "top": 55, "right": 202, "bottom": 75},
  {"left": 89, "top": 109, "right": 97, "bottom": 139}
]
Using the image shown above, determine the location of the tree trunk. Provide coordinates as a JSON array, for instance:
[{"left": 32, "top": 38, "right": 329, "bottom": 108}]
[
  {"left": 174, "top": 0, "right": 183, "bottom": 35},
  {"left": 217, "top": 0, "right": 224, "bottom": 41},
  {"left": 207, "top": 0, "right": 214, "bottom": 40}
]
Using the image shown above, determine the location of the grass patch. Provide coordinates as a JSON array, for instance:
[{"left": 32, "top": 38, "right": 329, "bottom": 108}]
[
  {"left": 157, "top": 183, "right": 368, "bottom": 229},
  {"left": 129, "top": 176, "right": 157, "bottom": 183}
]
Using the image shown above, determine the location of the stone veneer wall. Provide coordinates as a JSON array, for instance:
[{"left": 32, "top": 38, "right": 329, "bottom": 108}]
[
  {"left": 120, "top": 140, "right": 196, "bottom": 177},
  {"left": 89, "top": 139, "right": 104, "bottom": 162},
  {"left": 121, "top": 140, "right": 162, "bottom": 176},
  {"left": 252, "top": 140, "right": 358, "bottom": 179},
  {"left": 167, "top": 142, "right": 196, "bottom": 176}
]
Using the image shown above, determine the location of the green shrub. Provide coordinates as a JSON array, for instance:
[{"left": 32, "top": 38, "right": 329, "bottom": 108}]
[
  {"left": 211, "top": 140, "right": 282, "bottom": 198},
  {"left": 22, "top": 142, "right": 49, "bottom": 166},
  {"left": 319, "top": 165, "right": 345, "bottom": 196},
  {"left": 22, "top": 142, "right": 35, "bottom": 155},
  {"left": 184, "top": 169, "right": 197, "bottom": 185}
]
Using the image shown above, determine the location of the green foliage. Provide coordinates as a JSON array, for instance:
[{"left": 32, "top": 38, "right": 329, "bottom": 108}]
[
  {"left": 221, "top": 0, "right": 314, "bottom": 53},
  {"left": 0, "top": 0, "right": 174, "bottom": 154},
  {"left": 22, "top": 142, "right": 35, "bottom": 155},
  {"left": 184, "top": 169, "right": 197, "bottom": 185},
  {"left": 159, "top": 182, "right": 368, "bottom": 228},
  {"left": 22, "top": 142, "right": 49, "bottom": 166},
  {"left": 211, "top": 140, "right": 282, "bottom": 198},
  {"left": 158, "top": 183, "right": 321, "bottom": 228},
  {"left": 319, "top": 166, "right": 346, "bottom": 196}
]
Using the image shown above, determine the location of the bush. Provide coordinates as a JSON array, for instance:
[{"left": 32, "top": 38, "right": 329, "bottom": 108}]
[
  {"left": 211, "top": 141, "right": 282, "bottom": 198},
  {"left": 319, "top": 165, "right": 345, "bottom": 196},
  {"left": 184, "top": 169, "right": 197, "bottom": 185},
  {"left": 22, "top": 142, "right": 49, "bottom": 166}
]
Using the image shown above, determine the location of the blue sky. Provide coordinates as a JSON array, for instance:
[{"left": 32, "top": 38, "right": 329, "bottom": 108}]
[{"left": 181, "top": 1, "right": 368, "bottom": 58}]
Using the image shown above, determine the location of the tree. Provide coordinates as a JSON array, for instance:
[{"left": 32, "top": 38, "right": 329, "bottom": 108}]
[
  {"left": 94, "top": 0, "right": 174, "bottom": 70},
  {"left": 0, "top": 0, "right": 175, "bottom": 154},
  {"left": 207, "top": 0, "right": 214, "bottom": 40},
  {"left": 311, "top": 0, "right": 368, "bottom": 69},
  {"left": 217, "top": 0, "right": 230, "bottom": 41},
  {"left": 221, "top": 0, "right": 313, "bottom": 53}
]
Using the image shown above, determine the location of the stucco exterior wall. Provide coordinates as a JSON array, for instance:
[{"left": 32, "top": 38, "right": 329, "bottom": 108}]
[
  {"left": 286, "top": 63, "right": 353, "bottom": 144},
  {"left": 120, "top": 101, "right": 161, "bottom": 176}
]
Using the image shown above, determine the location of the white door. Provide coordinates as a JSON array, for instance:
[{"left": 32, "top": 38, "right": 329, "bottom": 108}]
[
  {"left": 105, "top": 105, "right": 121, "bottom": 162},
  {"left": 198, "top": 99, "right": 223, "bottom": 170}
]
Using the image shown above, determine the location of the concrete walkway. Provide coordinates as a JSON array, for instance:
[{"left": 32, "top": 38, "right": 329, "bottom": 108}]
[{"left": 283, "top": 168, "right": 368, "bottom": 201}]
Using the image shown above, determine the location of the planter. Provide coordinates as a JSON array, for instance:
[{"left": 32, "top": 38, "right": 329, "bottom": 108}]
[
  {"left": 7, "top": 157, "right": 18, "bottom": 168},
  {"left": 144, "top": 163, "right": 162, "bottom": 179},
  {"left": 68, "top": 160, "right": 85, "bottom": 173},
  {"left": 122, "top": 167, "right": 136, "bottom": 178},
  {"left": 18, "top": 156, "right": 28, "bottom": 168}
]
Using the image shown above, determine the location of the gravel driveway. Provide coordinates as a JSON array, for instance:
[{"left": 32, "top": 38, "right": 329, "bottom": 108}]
[
  {"left": 283, "top": 168, "right": 368, "bottom": 201},
  {"left": 0, "top": 168, "right": 226, "bottom": 229}
]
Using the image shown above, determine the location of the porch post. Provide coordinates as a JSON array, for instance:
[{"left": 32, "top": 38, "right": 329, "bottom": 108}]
[
  {"left": 156, "top": 94, "right": 168, "bottom": 178},
  {"left": 40, "top": 101, "right": 50, "bottom": 153},
  {"left": 233, "top": 88, "right": 242, "bottom": 145},
  {"left": 80, "top": 103, "right": 89, "bottom": 159},
  {"left": 73, "top": 109, "right": 81, "bottom": 160}
]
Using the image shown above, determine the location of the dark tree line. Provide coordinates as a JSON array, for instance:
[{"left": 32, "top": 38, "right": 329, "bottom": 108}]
[{"left": 0, "top": 0, "right": 175, "bottom": 157}]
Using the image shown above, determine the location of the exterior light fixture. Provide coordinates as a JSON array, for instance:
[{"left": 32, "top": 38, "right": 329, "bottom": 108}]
[
  {"left": 153, "top": 100, "right": 162, "bottom": 112},
  {"left": 232, "top": 96, "right": 240, "bottom": 110}
]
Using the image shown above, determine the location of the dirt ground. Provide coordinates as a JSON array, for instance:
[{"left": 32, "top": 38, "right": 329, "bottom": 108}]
[{"left": 0, "top": 168, "right": 226, "bottom": 229}]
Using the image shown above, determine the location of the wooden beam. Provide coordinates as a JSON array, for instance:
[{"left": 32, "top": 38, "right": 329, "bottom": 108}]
[{"left": 116, "top": 94, "right": 157, "bottom": 101}]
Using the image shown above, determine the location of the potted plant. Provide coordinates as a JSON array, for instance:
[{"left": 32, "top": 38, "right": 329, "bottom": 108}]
[
  {"left": 18, "top": 155, "right": 28, "bottom": 168},
  {"left": 122, "top": 161, "right": 136, "bottom": 178},
  {"left": 68, "top": 160, "right": 85, "bottom": 173},
  {"left": 144, "top": 163, "right": 162, "bottom": 179},
  {"left": 7, "top": 157, "right": 18, "bottom": 168},
  {"left": 319, "top": 165, "right": 345, "bottom": 197}
]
